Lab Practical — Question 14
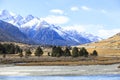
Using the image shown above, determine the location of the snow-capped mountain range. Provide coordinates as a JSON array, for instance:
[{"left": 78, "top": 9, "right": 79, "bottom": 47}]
[{"left": 0, "top": 10, "right": 102, "bottom": 46}]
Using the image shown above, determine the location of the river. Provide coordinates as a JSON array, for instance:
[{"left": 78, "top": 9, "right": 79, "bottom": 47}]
[{"left": 0, "top": 64, "right": 120, "bottom": 80}]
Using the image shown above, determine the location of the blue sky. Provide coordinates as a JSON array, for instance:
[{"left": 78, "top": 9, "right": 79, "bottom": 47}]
[{"left": 0, "top": 0, "right": 120, "bottom": 38}]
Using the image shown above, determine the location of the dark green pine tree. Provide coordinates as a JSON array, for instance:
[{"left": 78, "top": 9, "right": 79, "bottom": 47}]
[
  {"left": 25, "top": 49, "right": 32, "bottom": 58},
  {"left": 9, "top": 43, "right": 15, "bottom": 54},
  {"left": 64, "top": 47, "right": 71, "bottom": 57},
  {"left": 0, "top": 43, "right": 3, "bottom": 54},
  {"left": 79, "top": 47, "right": 89, "bottom": 57},
  {"left": 18, "top": 48, "right": 23, "bottom": 58},
  {"left": 15, "top": 45, "right": 21, "bottom": 54},
  {"left": 51, "top": 46, "right": 57, "bottom": 57},
  {"left": 34, "top": 46, "right": 43, "bottom": 57},
  {"left": 72, "top": 47, "right": 79, "bottom": 57},
  {"left": 92, "top": 50, "right": 98, "bottom": 56},
  {"left": 51, "top": 46, "right": 63, "bottom": 57},
  {"left": 55, "top": 46, "right": 63, "bottom": 57}
]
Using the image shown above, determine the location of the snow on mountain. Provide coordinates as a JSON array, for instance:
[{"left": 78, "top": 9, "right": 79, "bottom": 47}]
[
  {"left": 0, "top": 10, "right": 15, "bottom": 22},
  {"left": 0, "top": 20, "right": 31, "bottom": 43},
  {"left": 0, "top": 10, "right": 101, "bottom": 46},
  {"left": 65, "top": 30, "right": 102, "bottom": 42},
  {"left": 21, "top": 17, "right": 40, "bottom": 29},
  {"left": 25, "top": 15, "right": 34, "bottom": 21},
  {"left": 80, "top": 32, "right": 102, "bottom": 42}
]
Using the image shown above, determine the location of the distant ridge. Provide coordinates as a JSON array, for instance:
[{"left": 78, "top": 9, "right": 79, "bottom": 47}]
[
  {"left": 0, "top": 20, "right": 31, "bottom": 43},
  {"left": 0, "top": 10, "right": 101, "bottom": 46}
]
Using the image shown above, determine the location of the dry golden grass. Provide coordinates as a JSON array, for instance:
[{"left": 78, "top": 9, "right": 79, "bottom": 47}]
[
  {"left": 15, "top": 58, "right": 120, "bottom": 66},
  {"left": 0, "top": 54, "right": 120, "bottom": 66},
  {"left": 77, "top": 34, "right": 120, "bottom": 56},
  {"left": 0, "top": 34, "right": 120, "bottom": 66}
]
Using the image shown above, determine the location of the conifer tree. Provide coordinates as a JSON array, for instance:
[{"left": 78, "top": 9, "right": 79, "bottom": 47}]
[
  {"left": 34, "top": 46, "right": 43, "bottom": 57},
  {"left": 51, "top": 46, "right": 63, "bottom": 57},
  {"left": 64, "top": 47, "right": 71, "bottom": 57},
  {"left": 79, "top": 47, "right": 89, "bottom": 57},
  {"left": 72, "top": 47, "right": 79, "bottom": 57},
  {"left": 25, "top": 49, "right": 32, "bottom": 58},
  {"left": 92, "top": 50, "right": 98, "bottom": 56}
]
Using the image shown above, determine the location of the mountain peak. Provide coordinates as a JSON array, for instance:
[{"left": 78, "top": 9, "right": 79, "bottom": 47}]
[
  {"left": 0, "top": 10, "right": 16, "bottom": 16},
  {"left": 25, "top": 14, "right": 34, "bottom": 21},
  {"left": 40, "top": 20, "right": 49, "bottom": 25},
  {"left": 0, "top": 10, "right": 101, "bottom": 46},
  {"left": 1, "top": 10, "right": 9, "bottom": 15}
]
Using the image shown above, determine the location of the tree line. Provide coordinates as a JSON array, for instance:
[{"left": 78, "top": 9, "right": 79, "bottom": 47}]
[
  {"left": 51, "top": 46, "right": 98, "bottom": 57},
  {"left": 0, "top": 43, "right": 98, "bottom": 58},
  {"left": 0, "top": 43, "right": 43, "bottom": 58},
  {"left": 0, "top": 43, "right": 22, "bottom": 54}
]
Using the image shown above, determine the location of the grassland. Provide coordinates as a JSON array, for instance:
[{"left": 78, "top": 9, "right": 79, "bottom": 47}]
[
  {"left": 0, "top": 54, "right": 120, "bottom": 66},
  {"left": 0, "top": 33, "right": 120, "bottom": 66},
  {"left": 77, "top": 34, "right": 120, "bottom": 57}
]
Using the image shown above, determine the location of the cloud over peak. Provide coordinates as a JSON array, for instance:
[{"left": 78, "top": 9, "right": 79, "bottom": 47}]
[
  {"left": 41, "top": 15, "right": 69, "bottom": 25},
  {"left": 50, "top": 9, "right": 64, "bottom": 14},
  {"left": 98, "top": 29, "right": 120, "bottom": 38},
  {"left": 63, "top": 25, "right": 86, "bottom": 32}
]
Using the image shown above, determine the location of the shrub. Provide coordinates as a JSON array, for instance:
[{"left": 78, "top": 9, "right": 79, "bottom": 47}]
[{"left": 19, "top": 52, "right": 23, "bottom": 58}]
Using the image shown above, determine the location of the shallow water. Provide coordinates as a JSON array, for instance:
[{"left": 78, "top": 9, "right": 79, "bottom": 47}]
[
  {"left": 0, "top": 64, "right": 120, "bottom": 76},
  {"left": 0, "top": 64, "right": 120, "bottom": 80},
  {"left": 0, "top": 75, "right": 120, "bottom": 80}
]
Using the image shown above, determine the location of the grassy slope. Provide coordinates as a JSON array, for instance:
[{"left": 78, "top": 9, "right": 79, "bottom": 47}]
[{"left": 77, "top": 33, "right": 120, "bottom": 56}]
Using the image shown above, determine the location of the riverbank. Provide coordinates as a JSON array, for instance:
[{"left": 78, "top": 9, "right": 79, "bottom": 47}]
[{"left": 0, "top": 56, "right": 120, "bottom": 66}]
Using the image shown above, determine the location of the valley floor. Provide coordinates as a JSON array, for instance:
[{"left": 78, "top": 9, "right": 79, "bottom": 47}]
[{"left": 0, "top": 55, "right": 120, "bottom": 66}]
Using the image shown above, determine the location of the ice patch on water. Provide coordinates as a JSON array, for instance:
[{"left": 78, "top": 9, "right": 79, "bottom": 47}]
[{"left": 0, "top": 72, "right": 30, "bottom": 76}]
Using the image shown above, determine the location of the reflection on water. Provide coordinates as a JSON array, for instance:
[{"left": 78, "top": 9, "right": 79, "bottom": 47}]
[{"left": 0, "top": 75, "right": 120, "bottom": 80}]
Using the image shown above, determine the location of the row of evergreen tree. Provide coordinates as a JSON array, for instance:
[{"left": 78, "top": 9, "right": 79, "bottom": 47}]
[
  {"left": 0, "top": 43, "right": 22, "bottom": 54},
  {"left": 0, "top": 43, "right": 98, "bottom": 58},
  {"left": 18, "top": 46, "right": 43, "bottom": 58},
  {"left": 0, "top": 43, "right": 43, "bottom": 58},
  {"left": 51, "top": 46, "right": 71, "bottom": 57},
  {"left": 51, "top": 46, "right": 98, "bottom": 57},
  {"left": 23, "top": 46, "right": 43, "bottom": 58}
]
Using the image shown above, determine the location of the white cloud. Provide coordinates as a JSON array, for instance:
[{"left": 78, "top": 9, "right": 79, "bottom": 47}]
[
  {"left": 62, "top": 24, "right": 120, "bottom": 39},
  {"left": 63, "top": 25, "right": 86, "bottom": 32},
  {"left": 98, "top": 29, "right": 120, "bottom": 38},
  {"left": 50, "top": 9, "right": 64, "bottom": 14},
  {"left": 71, "top": 6, "right": 79, "bottom": 11},
  {"left": 40, "top": 15, "right": 69, "bottom": 25},
  {"left": 81, "top": 6, "right": 91, "bottom": 11},
  {"left": 101, "top": 9, "right": 107, "bottom": 14},
  {"left": 63, "top": 24, "right": 104, "bottom": 33}
]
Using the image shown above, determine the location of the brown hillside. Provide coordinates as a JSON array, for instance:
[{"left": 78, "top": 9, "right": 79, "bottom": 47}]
[{"left": 77, "top": 33, "right": 120, "bottom": 56}]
